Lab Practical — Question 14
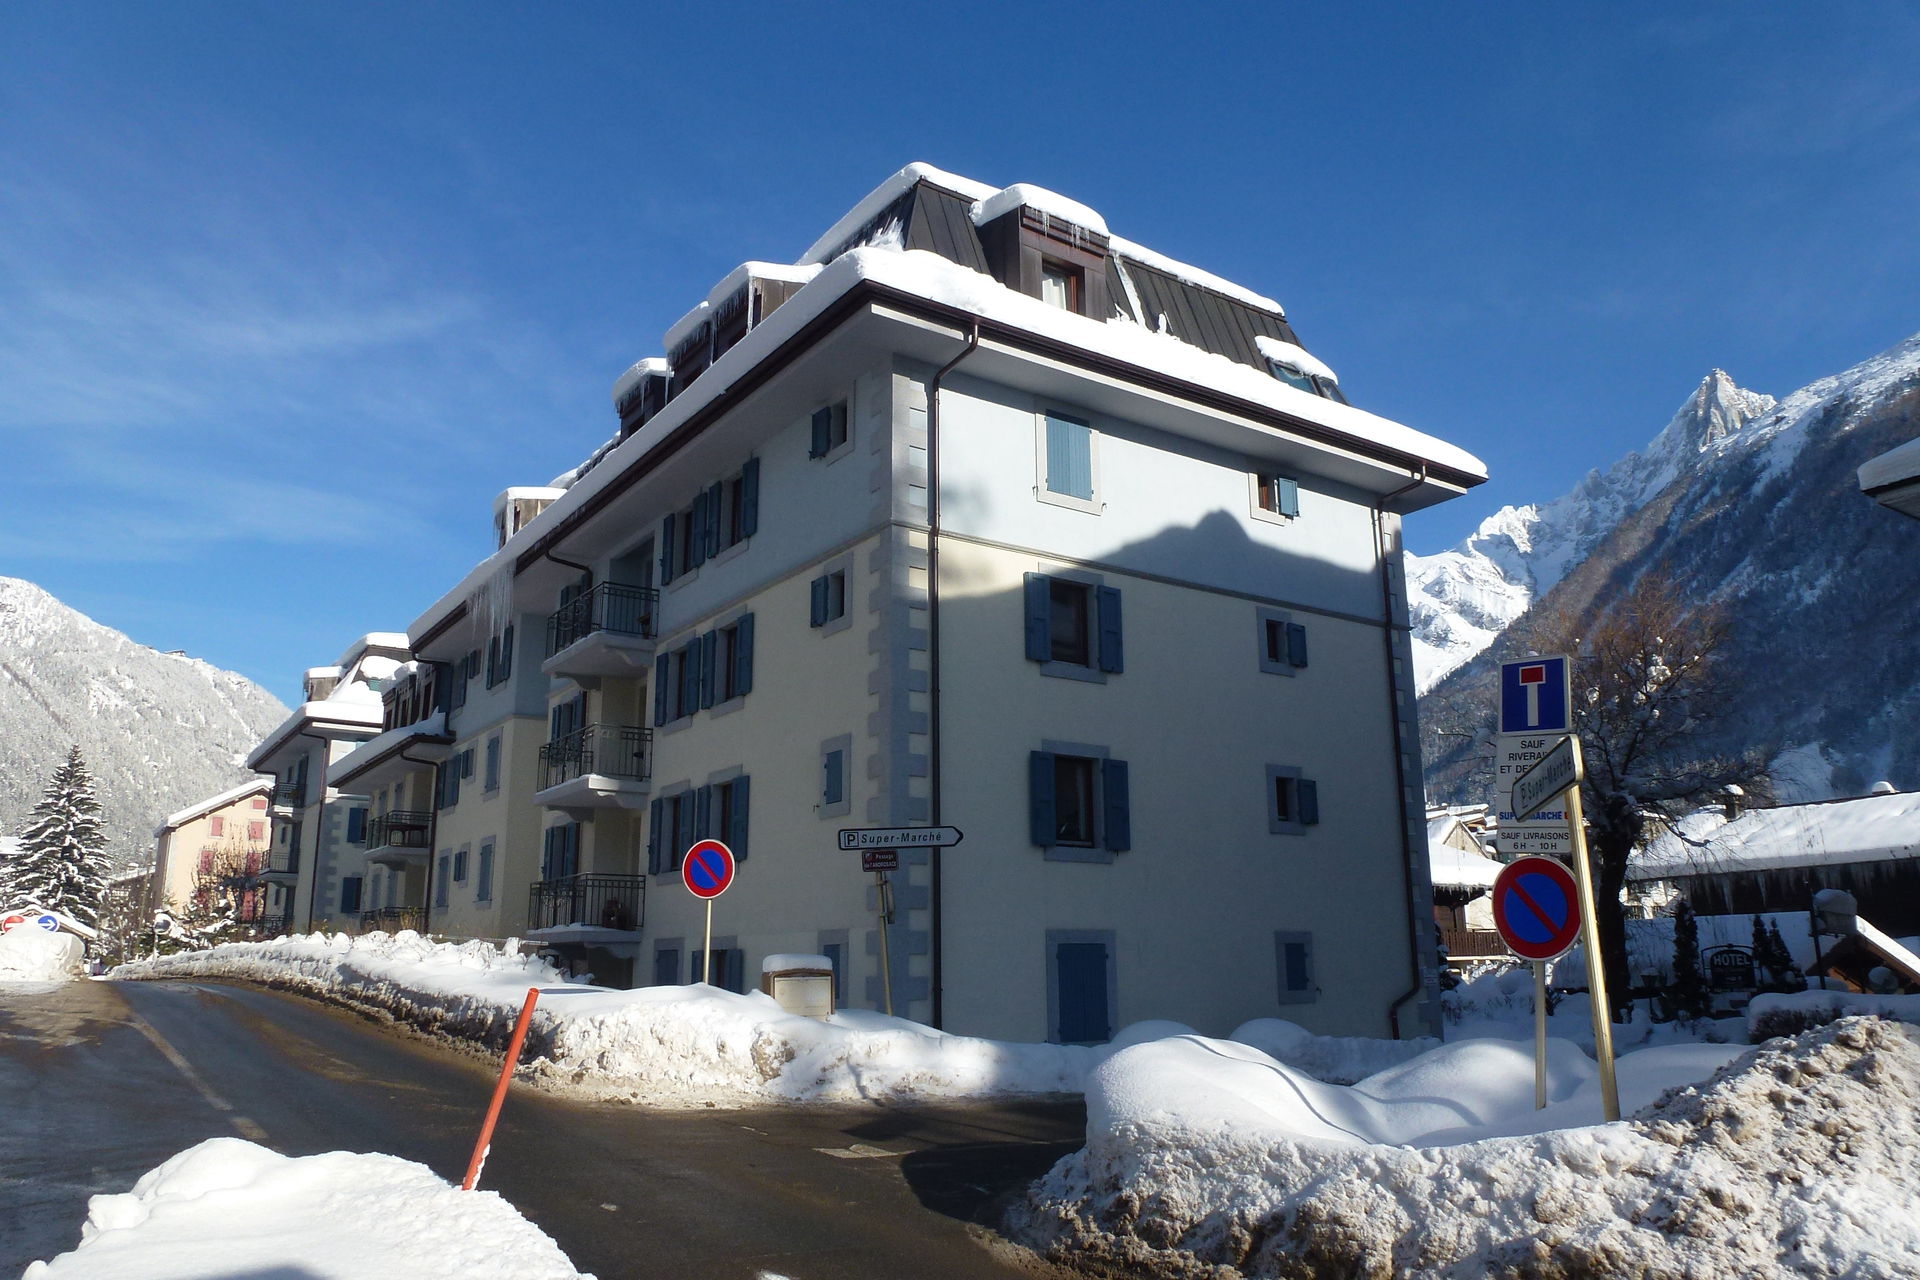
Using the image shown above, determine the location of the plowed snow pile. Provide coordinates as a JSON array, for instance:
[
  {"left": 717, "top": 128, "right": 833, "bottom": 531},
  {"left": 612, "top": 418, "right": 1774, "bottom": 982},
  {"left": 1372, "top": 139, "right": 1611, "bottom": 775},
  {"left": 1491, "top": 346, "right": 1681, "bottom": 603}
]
[{"left": 1012, "top": 1017, "right": 1920, "bottom": 1279}]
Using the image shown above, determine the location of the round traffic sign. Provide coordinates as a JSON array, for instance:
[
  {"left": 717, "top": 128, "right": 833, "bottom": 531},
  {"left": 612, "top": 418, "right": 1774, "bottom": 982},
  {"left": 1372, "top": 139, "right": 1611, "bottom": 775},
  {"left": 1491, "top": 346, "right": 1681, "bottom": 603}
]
[
  {"left": 1491, "top": 855, "right": 1582, "bottom": 962},
  {"left": 681, "top": 839, "right": 736, "bottom": 900},
  {"left": 34, "top": 914, "right": 59, "bottom": 933},
  {"left": 0, "top": 914, "right": 24, "bottom": 934}
]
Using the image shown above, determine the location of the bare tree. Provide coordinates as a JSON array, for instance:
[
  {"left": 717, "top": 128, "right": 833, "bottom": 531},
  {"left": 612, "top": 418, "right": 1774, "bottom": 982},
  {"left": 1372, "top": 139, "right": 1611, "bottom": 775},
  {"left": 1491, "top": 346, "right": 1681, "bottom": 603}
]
[{"left": 1517, "top": 573, "right": 1770, "bottom": 1013}]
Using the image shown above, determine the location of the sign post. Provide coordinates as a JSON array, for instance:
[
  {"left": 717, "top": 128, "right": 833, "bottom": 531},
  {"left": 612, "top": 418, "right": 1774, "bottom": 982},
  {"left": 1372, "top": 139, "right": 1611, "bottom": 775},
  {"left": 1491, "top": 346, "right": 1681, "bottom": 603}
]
[
  {"left": 1504, "top": 737, "right": 1621, "bottom": 1122},
  {"left": 681, "top": 839, "right": 736, "bottom": 985},
  {"left": 838, "top": 827, "right": 963, "bottom": 1019},
  {"left": 1492, "top": 854, "right": 1582, "bottom": 1112}
]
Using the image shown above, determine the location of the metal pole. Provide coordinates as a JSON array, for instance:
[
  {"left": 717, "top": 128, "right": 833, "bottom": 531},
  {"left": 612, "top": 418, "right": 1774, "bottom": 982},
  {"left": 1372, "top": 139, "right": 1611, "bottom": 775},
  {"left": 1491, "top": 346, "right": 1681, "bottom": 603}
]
[
  {"left": 463, "top": 986, "right": 540, "bottom": 1190},
  {"left": 876, "top": 870, "right": 894, "bottom": 1017},
  {"left": 1563, "top": 739, "right": 1620, "bottom": 1121},
  {"left": 1534, "top": 960, "right": 1549, "bottom": 1110},
  {"left": 702, "top": 897, "right": 714, "bottom": 986}
]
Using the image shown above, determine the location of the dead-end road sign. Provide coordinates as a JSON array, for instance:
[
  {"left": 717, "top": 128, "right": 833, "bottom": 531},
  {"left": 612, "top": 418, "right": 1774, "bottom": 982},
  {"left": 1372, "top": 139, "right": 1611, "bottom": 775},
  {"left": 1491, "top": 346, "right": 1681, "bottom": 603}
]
[{"left": 1512, "top": 735, "right": 1581, "bottom": 823}]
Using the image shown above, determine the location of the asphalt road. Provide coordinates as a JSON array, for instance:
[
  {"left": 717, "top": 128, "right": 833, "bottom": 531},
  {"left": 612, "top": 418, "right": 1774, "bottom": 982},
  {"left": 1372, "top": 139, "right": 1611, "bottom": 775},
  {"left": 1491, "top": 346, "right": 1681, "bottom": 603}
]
[{"left": 0, "top": 979, "right": 1089, "bottom": 1279}]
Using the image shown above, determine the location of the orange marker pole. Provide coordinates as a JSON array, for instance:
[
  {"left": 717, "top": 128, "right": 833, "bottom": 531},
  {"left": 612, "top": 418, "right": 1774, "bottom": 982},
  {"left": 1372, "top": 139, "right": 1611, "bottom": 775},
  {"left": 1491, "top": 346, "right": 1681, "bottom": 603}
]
[{"left": 463, "top": 986, "right": 540, "bottom": 1190}]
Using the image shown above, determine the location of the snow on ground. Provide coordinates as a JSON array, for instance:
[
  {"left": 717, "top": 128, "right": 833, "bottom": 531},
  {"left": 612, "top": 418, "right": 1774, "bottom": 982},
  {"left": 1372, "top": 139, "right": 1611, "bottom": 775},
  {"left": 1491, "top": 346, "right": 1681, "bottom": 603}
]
[
  {"left": 110, "top": 932, "right": 1414, "bottom": 1106},
  {"left": 22, "top": 1137, "right": 587, "bottom": 1279},
  {"left": 1012, "top": 1017, "right": 1920, "bottom": 1279},
  {"left": 0, "top": 927, "right": 84, "bottom": 983}
]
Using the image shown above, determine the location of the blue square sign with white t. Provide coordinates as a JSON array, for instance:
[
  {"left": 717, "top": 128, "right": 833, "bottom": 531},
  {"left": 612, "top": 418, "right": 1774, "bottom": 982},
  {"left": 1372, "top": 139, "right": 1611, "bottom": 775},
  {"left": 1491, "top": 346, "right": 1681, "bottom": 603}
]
[{"left": 1499, "top": 655, "right": 1572, "bottom": 735}]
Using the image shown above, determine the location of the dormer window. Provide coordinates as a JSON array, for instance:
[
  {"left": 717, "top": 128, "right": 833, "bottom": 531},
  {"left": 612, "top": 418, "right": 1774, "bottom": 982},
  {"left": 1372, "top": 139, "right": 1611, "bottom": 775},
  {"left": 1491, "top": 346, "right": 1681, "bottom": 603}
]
[
  {"left": 1267, "top": 359, "right": 1319, "bottom": 395},
  {"left": 1040, "top": 259, "right": 1082, "bottom": 312}
]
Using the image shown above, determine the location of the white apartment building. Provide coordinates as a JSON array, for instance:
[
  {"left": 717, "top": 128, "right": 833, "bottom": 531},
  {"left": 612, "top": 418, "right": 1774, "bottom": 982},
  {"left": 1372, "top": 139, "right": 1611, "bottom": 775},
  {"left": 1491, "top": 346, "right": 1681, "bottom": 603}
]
[
  {"left": 374, "top": 163, "right": 1485, "bottom": 1042},
  {"left": 247, "top": 634, "right": 406, "bottom": 931}
]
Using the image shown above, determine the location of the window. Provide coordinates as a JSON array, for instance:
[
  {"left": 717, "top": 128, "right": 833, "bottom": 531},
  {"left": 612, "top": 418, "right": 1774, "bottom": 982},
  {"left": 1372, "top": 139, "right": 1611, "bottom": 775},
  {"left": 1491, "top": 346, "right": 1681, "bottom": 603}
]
[
  {"left": 476, "top": 841, "right": 494, "bottom": 902},
  {"left": 485, "top": 625, "right": 515, "bottom": 688},
  {"left": 653, "top": 945, "right": 680, "bottom": 986},
  {"left": 809, "top": 400, "right": 850, "bottom": 459},
  {"left": 339, "top": 876, "right": 363, "bottom": 915},
  {"left": 435, "top": 854, "right": 450, "bottom": 908},
  {"left": 209, "top": 817, "right": 225, "bottom": 837},
  {"left": 484, "top": 734, "right": 502, "bottom": 792},
  {"left": 453, "top": 847, "right": 469, "bottom": 883},
  {"left": 1267, "top": 764, "right": 1321, "bottom": 835},
  {"left": 542, "top": 822, "right": 581, "bottom": 881},
  {"left": 344, "top": 808, "right": 365, "bottom": 845},
  {"left": 713, "top": 615, "right": 755, "bottom": 704},
  {"left": 197, "top": 849, "right": 214, "bottom": 875},
  {"left": 248, "top": 820, "right": 266, "bottom": 842},
  {"left": 1039, "top": 259, "right": 1082, "bottom": 312},
  {"left": 650, "top": 773, "right": 751, "bottom": 871},
  {"left": 710, "top": 775, "right": 750, "bottom": 859},
  {"left": 660, "top": 460, "right": 760, "bottom": 585},
  {"left": 819, "top": 735, "right": 852, "bottom": 819},
  {"left": 1029, "top": 747, "right": 1130, "bottom": 862},
  {"left": 1275, "top": 931, "right": 1316, "bottom": 1004},
  {"left": 809, "top": 569, "right": 847, "bottom": 628},
  {"left": 647, "top": 791, "right": 695, "bottom": 874},
  {"left": 253, "top": 796, "right": 267, "bottom": 811},
  {"left": 1267, "top": 360, "right": 1319, "bottom": 395},
  {"left": 1252, "top": 472, "right": 1302, "bottom": 521},
  {"left": 1038, "top": 410, "right": 1098, "bottom": 509},
  {"left": 1024, "top": 573, "right": 1123, "bottom": 677},
  {"left": 1257, "top": 608, "right": 1309, "bottom": 676}
]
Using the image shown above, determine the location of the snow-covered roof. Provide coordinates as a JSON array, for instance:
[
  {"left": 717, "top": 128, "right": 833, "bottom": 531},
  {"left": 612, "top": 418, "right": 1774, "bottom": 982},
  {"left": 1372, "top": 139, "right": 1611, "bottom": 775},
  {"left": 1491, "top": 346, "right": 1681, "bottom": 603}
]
[
  {"left": 798, "top": 161, "right": 996, "bottom": 266},
  {"left": 245, "top": 699, "right": 385, "bottom": 771},
  {"left": 327, "top": 712, "right": 452, "bottom": 789},
  {"left": 1632, "top": 789, "right": 1920, "bottom": 878},
  {"left": 971, "top": 183, "right": 1109, "bottom": 236},
  {"left": 1429, "top": 839, "right": 1504, "bottom": 890},
  {"left": 303, "top": 665, "right": 342, "bottom": 682},
  {"left": 159, "top": 778, "right": 273, "bottom": 833},
  {"left": 493, "top": 486, "right": 566, "bottom": 514},
  {"left": 334, "top": 632, "right": 409, "bottom": 670},
  {"left": 609, "top": 357, "right": 670, "bottom": 408},
  {"left": 1256, "top": 335, "right": 1338, "bottom": 385}
]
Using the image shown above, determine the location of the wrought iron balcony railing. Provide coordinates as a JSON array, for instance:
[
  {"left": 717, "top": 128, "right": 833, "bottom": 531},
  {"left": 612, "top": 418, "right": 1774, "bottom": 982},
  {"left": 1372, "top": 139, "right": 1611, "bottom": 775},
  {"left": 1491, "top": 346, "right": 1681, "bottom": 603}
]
[
  {"left": 359, "top": 907, "right": 428, "bottom": 934},
  {"left": 545, "top": 582, "right": 659, "bottom": 657},
  {"left": 539, "top": 723, "right": 650, "bottom": 791},
  {"left": 366, "top": 810, "right": 433, "bottom": 850},
  {"left": 527, "top": 873, "right": 646, "bottom": 933},
  {"left": 271, "top": 782, "right": 306, "bottom": 808}
]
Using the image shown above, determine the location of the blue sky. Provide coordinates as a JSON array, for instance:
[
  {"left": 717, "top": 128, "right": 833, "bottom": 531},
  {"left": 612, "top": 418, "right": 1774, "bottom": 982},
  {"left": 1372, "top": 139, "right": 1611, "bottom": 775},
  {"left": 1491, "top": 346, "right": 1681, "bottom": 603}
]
[{"left": 4, "top": 2, "right": 1918, "bottom": 696}]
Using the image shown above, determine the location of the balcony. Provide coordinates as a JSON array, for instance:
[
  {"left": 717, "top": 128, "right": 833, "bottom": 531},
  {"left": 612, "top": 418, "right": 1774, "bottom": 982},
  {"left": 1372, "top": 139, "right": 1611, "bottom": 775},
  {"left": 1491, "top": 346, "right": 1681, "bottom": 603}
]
[
  {"left": 366, "top": 810, "right": 433, "bottom": 867},
  {"left": 243, "top": 913, "right": 292, "bottom": 941},
  {"left": 359, "top": 907, "right": 429, "bottom": 935},
  {"left": 542, "top": 584, "right": 659, "bottom": 683},
  {"left": 259, "top": 849, "right": 300, "bottom": 882},
  {"left": 527, "top": 873, "right": 646, "bottom": 940},
  {"left": 270, "top": 783, "right": 306, "bottom": 812},
  {"left": 534, "top": 723, "right": 651, "bottom": 810}
]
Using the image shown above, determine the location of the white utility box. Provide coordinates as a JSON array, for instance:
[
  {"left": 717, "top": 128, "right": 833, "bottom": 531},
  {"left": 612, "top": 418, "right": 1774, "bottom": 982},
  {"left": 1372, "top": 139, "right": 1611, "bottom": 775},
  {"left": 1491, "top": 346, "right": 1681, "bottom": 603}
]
[{"left": 760, "top": 953, "right": 835, "bottom": 1019}]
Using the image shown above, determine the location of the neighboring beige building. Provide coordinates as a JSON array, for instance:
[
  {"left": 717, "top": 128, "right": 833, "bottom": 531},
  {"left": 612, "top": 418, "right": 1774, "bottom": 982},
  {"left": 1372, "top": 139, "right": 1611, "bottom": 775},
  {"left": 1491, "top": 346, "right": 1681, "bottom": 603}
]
[{"left": 152, "top": 779, "right": 274, "bottom": 930}]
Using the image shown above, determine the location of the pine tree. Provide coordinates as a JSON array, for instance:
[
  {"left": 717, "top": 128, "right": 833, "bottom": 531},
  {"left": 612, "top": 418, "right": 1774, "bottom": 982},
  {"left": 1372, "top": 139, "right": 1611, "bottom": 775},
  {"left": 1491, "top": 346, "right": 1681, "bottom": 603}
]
[
  {"left": 1668, "top": 900, "right": 1708, "bottom": 1021},
  {"left": 3, "top": 746, "right": 110, "bottom": 926}
]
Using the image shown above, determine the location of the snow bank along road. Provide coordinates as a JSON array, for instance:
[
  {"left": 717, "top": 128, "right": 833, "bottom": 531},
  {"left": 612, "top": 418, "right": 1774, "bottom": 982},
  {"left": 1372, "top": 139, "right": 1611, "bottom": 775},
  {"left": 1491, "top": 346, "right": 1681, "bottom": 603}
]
[{"left": 0, "top": 979, "right": 1085, "bottom": 1280}]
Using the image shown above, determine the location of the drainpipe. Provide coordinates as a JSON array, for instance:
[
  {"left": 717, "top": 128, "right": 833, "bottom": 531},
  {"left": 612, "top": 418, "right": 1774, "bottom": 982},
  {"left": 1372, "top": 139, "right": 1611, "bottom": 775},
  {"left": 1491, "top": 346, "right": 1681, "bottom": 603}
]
[
  {"left": 925, "top": 321, "right": 981, "bottom": 1030},
  {"left": 1373, "top": 465, "right": 1431, "bottom": 1039}
]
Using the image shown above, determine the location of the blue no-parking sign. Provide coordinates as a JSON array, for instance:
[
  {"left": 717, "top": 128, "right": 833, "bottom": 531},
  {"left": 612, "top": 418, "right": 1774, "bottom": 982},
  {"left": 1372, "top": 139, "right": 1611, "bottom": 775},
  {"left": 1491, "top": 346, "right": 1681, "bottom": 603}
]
[{"left": 1499, "top": 655, "right": 1573, "bottom": 735}]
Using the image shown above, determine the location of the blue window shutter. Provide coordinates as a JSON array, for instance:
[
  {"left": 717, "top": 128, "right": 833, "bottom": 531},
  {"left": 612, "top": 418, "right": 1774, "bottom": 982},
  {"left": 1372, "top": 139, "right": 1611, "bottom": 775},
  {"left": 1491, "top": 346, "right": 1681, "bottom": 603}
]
[
  {"left": 1298, "top": 778, "right": 1320, "bottom": 826},
  {"left": 1096, "top": 586, "right": 1124, "bottom": 673},
  {"left": 1102, "top": 758, "right": 1131, "bottom": 851},
  {"left": 688, "top": 495, "right": 709, "bottom": 567},
  {"left": 501, "top": 625, "right": 513, "bottom": 679},
  {"left": 1287, "top": 622, "right": 1308, "bottom": 668},
  {"left": 732, "top": 775, "right": 749, "bottom": 860},
  {"left": 810, "top": 407, "right": 831, "bottom": 458},
  {"left": 1277, "top": 477, "right": 1301, "bottom": 518},
  {"left": 823, "top": 750, "right": 843, "bottom": 805},
  {"left": 346, "top": 807, "right": 365, "bottom": 844},
  {"left": 1023, "top": 574, "right": 1051, "bottom": 662},
  {"left": 674, "top": 796, "right": 694, "bottom": 868},
  {"left": 739, "top": 458, "right": 760, "bottom": 538},
  {"left": 1029, "top": 751, "right": 1056, "bottom": 847},
  {"left": 540, "top": 826, "right": 554, "bottom": 881},
  {"left": 810, "top": 574, "right": 827, "bottom": 627},
  {"left": 699, "top": 632, "right": 717, "bottom": 709},
  {"left": 705, "top": 481, "right": 724, "bottom": 554},
  {"left": 683, "top": 640, "right": 702, "bottom": 714},
  {"left": 733, "top": 613, "right": 754, "bottom": 696},
  {"left": 694, "top": 784, "right": 713, "bottom": 840},
  {"left": 647, "top": 798, "right": 664, "bottom": 874},
  {"left": 660, "top": 514, "right": 677, "bottom": 583},
  {"left": 653, "top": 653, "right": 670, "bottom": 725},
  {"left": 1045, "top": 413, "right": 1094, "bottom": 500}
]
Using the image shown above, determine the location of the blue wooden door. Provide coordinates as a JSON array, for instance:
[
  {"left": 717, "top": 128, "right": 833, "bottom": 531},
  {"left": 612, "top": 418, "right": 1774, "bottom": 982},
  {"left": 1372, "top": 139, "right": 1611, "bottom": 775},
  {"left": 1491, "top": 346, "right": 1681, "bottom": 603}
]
[
  {"left": 653, "top": 948, "right": 679, "bottom": 987},
  {"left": 1056, "top": 942, "right": 1110, "bottom": 1043}
]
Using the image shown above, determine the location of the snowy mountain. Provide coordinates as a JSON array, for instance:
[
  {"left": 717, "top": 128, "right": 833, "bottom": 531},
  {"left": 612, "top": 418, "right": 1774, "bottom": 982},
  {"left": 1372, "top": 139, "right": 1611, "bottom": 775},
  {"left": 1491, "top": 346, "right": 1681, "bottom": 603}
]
[
  {"left": 1407, "top": 370, "right": 1778, "bottom": 692},
  {"left": 0, "top": 578, "right": 288, "bottom": 872},
  {"left": 1418, "top": 332, "right": 1920, "bottom": 803}
]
